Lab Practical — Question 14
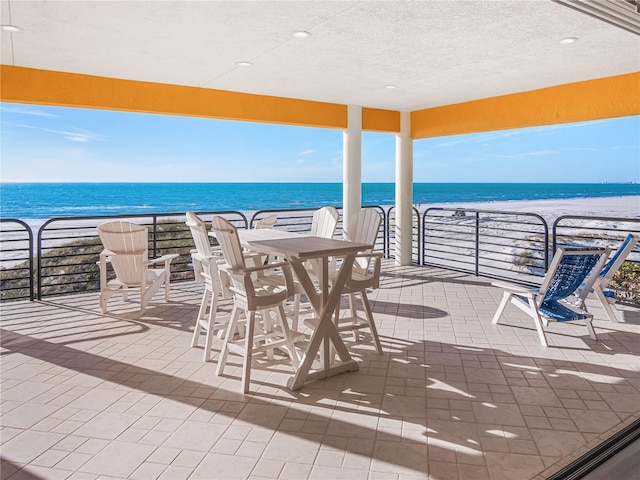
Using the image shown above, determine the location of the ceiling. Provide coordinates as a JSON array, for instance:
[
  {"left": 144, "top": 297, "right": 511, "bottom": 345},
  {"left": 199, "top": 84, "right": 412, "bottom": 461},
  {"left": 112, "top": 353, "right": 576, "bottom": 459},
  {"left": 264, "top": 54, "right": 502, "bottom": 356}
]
[{"left": 1, "top": 0, "right": 639, "bottom": 112}]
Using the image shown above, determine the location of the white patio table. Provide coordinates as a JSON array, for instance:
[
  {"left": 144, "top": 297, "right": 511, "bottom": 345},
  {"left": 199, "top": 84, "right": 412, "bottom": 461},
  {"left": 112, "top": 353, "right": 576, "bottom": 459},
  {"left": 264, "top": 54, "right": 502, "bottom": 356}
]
[{"left": 215, "top": 228, "right": 370, "bottom": 390}]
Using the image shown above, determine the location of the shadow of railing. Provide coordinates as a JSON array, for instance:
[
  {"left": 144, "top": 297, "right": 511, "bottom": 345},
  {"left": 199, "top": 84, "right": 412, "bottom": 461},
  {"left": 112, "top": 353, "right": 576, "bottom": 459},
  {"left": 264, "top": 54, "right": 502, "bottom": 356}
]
[{"left": 1, "top": 304, "right": 638, "bottom": 478}]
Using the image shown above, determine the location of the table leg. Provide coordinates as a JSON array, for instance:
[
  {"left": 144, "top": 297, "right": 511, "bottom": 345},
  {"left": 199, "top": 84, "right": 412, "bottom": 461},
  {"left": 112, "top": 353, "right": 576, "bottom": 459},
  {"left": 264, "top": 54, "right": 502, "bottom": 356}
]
[{"left": 286, "top": 253, "right": 360, "bottom": 390}]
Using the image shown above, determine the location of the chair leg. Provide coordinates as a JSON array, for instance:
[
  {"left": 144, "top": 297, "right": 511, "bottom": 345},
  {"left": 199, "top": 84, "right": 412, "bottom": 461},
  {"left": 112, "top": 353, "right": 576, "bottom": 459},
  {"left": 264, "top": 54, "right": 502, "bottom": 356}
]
[
  {"left": 491, "top": 292, "right": 512, "bottom": 325},
  {"left": 348, "top": 293, "right": 360, "bottom": 342},
  {"left": 595, "top": 288, "right": 619, "bottom": 323},
  {"left": 585, "top": 317, "right": 597, "bottom": 340},
  {"left": 276, "top": 304, "right": 300, "bottom": 369},
  {"left": 528, "top": 297, "right": 548, "bottom": 347},
  {"left": 164, "top": 272, "right": 171, "bottom": 301},
  {"left": 260, "top": 308, "right": 275, "bottom": 361},
  {"left": 217, "top": 306, "right": 241, "bottom": 377},
  {"left": 242, "top": 311, "right": 256, "bottom": 394},
  {"left": 360, "top": 290, "right": 383, "bottom": 354},
  {"left": 99, "top": 292, "right": 109, "bottom": 313},
  {"left": 192, "top": 289, "right": 210, "bottom": 347},
  {"left": 203, "top": 293, "right": 219, "bottom": 362}
]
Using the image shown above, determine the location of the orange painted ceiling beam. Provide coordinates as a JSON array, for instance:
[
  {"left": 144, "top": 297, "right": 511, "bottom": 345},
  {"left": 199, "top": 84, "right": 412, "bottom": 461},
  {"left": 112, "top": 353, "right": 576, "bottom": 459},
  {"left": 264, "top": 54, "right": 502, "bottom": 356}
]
[
  {"left": 411, "top": 72, "right": 640, "bottom": 139},
  {"left": 0, "top": 65, "right": 400, "bottom": 133},
  {"left": 1, "top": 66, "right": 637, "bottom": 139}
]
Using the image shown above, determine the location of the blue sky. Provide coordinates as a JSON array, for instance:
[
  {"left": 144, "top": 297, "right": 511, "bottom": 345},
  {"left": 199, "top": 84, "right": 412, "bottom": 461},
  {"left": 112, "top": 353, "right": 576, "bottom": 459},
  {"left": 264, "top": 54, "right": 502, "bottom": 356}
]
[{"left": 1, "top": 102, "right": 638, "bottom": 183}]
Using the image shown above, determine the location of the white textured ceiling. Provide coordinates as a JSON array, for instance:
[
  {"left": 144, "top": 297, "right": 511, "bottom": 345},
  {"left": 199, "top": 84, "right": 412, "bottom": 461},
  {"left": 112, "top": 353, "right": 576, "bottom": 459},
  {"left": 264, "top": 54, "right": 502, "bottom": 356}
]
[{"left": 1, "top": 0, "right": 639, "bottom": 111}]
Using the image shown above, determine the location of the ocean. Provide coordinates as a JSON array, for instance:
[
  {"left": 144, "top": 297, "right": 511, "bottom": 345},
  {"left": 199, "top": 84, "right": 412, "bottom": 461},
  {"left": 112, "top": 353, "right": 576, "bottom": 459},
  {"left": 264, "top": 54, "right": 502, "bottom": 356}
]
[{"left": 1, "top": 182, "right": 638, "bottom": 220}]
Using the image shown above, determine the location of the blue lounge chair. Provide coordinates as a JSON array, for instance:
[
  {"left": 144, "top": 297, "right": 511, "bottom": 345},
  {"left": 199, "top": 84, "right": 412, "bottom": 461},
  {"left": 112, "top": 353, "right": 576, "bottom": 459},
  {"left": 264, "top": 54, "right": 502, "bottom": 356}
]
[
  {"left": 575, "top": 234, "right": 638, "bottom": 323},
  {"left": 491, "top": 247, "right": 610, "bottom": 346}
]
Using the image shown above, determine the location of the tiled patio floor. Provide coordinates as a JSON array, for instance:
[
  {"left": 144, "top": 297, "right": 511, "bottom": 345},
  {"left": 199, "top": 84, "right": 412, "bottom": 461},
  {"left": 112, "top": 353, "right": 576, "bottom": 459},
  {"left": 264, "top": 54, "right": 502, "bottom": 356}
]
[{"left": 1, "top": 262, "right": 638, "bottom": 480}]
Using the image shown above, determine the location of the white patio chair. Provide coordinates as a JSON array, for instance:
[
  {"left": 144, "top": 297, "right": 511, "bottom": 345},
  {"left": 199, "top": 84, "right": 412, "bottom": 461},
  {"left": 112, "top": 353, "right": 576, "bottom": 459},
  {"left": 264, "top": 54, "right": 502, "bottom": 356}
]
[
  {"left": 254, "top": 214, "right": 278, "bottom": 229},
  {"left": 97, "top": 221, "right": 178, "bottom": 314},
  {"left": 211, "top": 215, "right": 300, "bottom": 393},
  {"left": 575, "top": 233, "right": 638, "bottom": 322},
  {"left": 491, "top": 246, "right": 610, "bottom": 346},
  {"left": 327, "top": 208, "right": 384, "bottom": 354},
  {"left": 291, "top": 206, "right": 340, "bottom": 323},
  {"left": 185, "top": 212, "right": 233, "bottom": 361},
  {"left": 310, "top": 206, "right": 339, "bottom": 238}
]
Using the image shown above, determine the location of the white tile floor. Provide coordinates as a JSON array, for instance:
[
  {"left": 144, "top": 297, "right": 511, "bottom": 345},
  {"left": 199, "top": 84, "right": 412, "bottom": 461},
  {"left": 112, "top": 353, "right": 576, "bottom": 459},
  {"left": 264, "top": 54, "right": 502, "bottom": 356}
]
[{"left": 1, "top": 262, "right": 638, "bottom": 480}]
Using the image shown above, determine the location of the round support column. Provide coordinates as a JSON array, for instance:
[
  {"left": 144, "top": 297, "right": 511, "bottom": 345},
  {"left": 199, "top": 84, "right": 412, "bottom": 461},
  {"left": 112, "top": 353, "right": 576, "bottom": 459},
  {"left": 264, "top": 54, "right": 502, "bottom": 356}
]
[
  {"left": 395, "top": 111, "right": 413, "bottom": 265},
  {"left": 343, "top": 105, "right": 362, "bottom": 239}
]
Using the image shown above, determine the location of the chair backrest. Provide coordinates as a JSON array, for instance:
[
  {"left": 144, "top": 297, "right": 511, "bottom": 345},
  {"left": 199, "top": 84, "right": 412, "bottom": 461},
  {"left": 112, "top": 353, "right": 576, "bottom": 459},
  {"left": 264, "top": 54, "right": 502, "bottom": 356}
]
[
  {"left": 186, "top": 211, "right": 227, "bottom": 291},
  {"left": 310, "top": 206, "right": 339, "bottom": 238},
  {"left": 540, "top": 247, "right": 609, "bottom": 304},
  {"left": 255, "top": 214, "right": 278, "bottom": 229},
  {"left": 347, "top": 208, "right": 382, "bottom": 245},
  {"left": 210, "top": 216, "right": 246, "bottom": 272},
  {"left": 186, "top": 212, "right": 213, "bottom": 257},
  {"left": 347, "top": 208, "right": 382, "bottom": 272},
  {"left": 97, "top": 221, "right": 149, "bottom": 284},
  {"left": 600, "top": 233, "right": 638, "bottom": 281}
]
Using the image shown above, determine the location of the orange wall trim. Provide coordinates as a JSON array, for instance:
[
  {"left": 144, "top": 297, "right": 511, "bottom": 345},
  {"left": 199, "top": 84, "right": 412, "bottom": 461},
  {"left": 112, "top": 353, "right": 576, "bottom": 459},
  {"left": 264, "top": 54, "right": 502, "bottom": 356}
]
[
  {"left": 411, "top": 73, "right": 640, "bottom": 139},
  {"left": 0, "top": 66, "right": 349, "bottom": 129}
]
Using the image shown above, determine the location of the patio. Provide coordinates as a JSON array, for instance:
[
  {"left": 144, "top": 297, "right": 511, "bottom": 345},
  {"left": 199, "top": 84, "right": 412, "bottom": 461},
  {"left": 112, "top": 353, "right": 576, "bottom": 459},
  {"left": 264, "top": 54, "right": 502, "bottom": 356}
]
[{"left": 1, "top": 260, "right": 638, "bottom": 480}]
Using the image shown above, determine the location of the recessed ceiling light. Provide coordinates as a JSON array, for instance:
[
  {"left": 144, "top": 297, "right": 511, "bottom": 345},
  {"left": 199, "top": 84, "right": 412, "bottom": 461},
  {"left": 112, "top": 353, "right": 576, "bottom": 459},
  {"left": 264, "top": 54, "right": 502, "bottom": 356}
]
[
  {"left": 559, "top": 37, "right": 578, "bottom": 44},
  {"left": 384, "top": 84, "right": 398, "bottom": 89},
  {"left": 236, "top": 61, "right": 253, "bottom": 67},
  {"left": 1, "top": 25, "right": 22, "bottom": 32},
  {"left": 293, "top": 31, "right": 310, "bottom": 38}
]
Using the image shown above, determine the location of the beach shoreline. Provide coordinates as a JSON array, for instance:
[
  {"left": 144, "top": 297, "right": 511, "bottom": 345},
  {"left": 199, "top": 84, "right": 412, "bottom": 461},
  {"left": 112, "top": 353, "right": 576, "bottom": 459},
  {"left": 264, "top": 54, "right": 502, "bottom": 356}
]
[
  {"left": 417, "top": 195, "right": 639, "bottom": 225},
  {"left": 9, "top": 195, "right": 640, "bottom": 233}
]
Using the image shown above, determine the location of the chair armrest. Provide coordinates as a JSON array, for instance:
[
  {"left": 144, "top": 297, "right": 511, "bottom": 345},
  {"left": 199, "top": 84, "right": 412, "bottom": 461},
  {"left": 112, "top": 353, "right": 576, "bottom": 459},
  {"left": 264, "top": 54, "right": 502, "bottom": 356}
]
[
  {"left": 491, "top": 281, "right": 537, "bottom": 298},
  {"left": 220, "top": 260, "right": 289, "bottom": 276},
  {"left": 148, "top": 253, "right": 179, "bottom": 267},
  {"left": 355, "top": 251, "right": 384, "bottom": 259},
  {"left": 220, "top": 260, "right": 294, "bottom": 296}
]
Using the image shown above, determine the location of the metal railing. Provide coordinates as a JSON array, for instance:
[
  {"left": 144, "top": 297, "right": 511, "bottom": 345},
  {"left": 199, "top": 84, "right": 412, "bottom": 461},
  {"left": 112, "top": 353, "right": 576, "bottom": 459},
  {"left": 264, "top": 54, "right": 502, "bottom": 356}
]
[
  {"left": 35, "top": 211, "right": 247, "bottom": 300},
  {"left": 249, "top": 206, "right": 387, "bottom": 255},
  {"left": 386, "top": 206, "right": 421, "bottom": 264},
  {"left": 0, "top": 207, "right": 638, "bottom": 306},
  {"left": 0, "top": 219, "right": 34, "bottom": 300},
  {"left": 553, "top": 215, "right": 640, "bottom": 304},
  {"left": 422, "top": 208, "right": 549, "bottom": 285}
]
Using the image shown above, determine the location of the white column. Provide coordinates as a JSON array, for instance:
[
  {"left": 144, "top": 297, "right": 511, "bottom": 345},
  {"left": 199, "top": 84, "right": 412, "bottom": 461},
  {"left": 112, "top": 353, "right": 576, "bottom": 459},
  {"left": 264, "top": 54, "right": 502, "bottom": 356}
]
[
  {"left": 343, "top": 105, "right": 362, "bottom": 239},
  {"left": 395, "top": 111, "right": 413, "bottom": 265}
]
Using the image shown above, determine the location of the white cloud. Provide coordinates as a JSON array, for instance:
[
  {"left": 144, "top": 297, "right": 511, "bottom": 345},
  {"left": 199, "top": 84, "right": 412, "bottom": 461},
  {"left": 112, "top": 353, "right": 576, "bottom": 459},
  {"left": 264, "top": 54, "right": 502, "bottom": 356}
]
[
  {"left": 3, "top": 122, "right": 105, "bottom": 142},
  {"left": 435, "top": 130, "right": 523, "bottom": 148},
  {"left": 0, "top": 105, "right": 58, "bottom": 118},
  {"left": 298, "top": 149, "right": 313, "bottom": 156},
  {"left": 493, "top": 150, "right": 555, "bottom": 159}
]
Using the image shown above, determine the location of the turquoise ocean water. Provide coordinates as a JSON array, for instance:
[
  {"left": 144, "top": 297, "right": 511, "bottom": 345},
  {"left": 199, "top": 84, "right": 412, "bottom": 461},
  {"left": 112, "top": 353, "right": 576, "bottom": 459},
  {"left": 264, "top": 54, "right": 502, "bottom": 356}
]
[{"left": 0, "top": 183, "right": 638, "bottom": 220}]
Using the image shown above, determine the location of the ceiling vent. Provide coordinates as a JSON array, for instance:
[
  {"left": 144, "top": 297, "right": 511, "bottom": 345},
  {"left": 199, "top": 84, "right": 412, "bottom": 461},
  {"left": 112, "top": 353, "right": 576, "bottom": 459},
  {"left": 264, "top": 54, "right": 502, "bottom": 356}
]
[{"left": 552, "top": 0, "right": 640, "bottom": 35}]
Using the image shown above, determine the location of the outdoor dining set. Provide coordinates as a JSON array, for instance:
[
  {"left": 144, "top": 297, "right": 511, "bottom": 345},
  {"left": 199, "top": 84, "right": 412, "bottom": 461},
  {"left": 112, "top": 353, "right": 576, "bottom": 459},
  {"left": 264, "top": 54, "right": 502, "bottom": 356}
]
[
  {"left": 93, "top": 207, "right": 638, "bottom": 393},
  {"left": 95, "top": 206, "right": 385, "bottom": 393}
]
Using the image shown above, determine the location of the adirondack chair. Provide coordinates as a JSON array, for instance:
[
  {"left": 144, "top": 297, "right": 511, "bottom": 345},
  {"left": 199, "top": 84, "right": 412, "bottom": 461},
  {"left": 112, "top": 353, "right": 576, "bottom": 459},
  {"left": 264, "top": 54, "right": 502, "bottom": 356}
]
[
  {"left": 254, "top": 214, "right": 278, "bottom": 229},
  {"left": 210, "top": 215, "right": 300, "bottom": 393},
  {"left": 491, "top": 246, "right": 610, "bottom": 346},
  {"left": 332, "top": 208, "right": 384, "bottom": 353},
  {"left": 185, "top": 212, "right": 233, "bottom": 361},
  {"left": 575, "top": 233, "right": 638, "bottom": 322},
  {"left": 97, "top": 221, "right": 178, "bottom": 314}
]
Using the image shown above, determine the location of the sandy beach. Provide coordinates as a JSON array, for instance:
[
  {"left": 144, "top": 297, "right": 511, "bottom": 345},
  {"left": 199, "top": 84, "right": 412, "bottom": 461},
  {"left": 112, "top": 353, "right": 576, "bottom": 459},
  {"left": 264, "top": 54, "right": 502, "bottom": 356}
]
[{"left": 421, "top": 195, "right": 640, "bottom": 225}]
